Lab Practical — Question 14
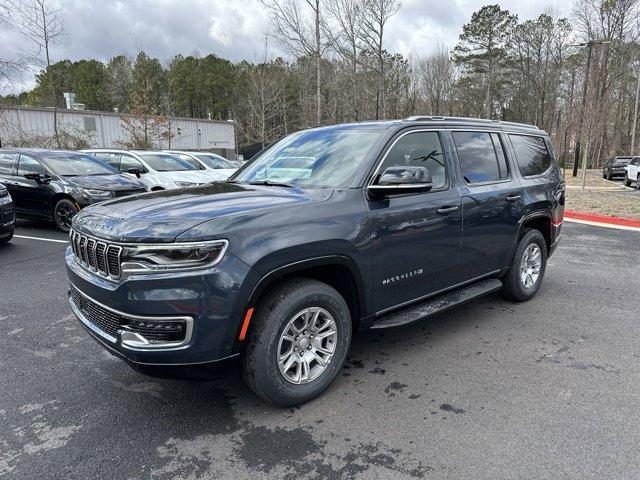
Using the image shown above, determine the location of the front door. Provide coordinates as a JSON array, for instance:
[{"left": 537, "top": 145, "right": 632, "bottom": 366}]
[
  {"left": 13, "top": 154, "right": 53, "bottom": 216},
  {"left": 366, "top": 130, "right": 463, "bottom": 313}
]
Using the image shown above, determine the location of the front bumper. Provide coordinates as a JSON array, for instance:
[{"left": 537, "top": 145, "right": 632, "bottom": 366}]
[{"left": 65, "top": 246, "right": 252, "bottom": 366}]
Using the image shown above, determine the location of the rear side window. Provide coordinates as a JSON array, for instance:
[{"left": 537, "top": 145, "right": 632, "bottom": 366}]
[
  {"left": 0, "top": 152, "right": 16, "bottom": 174},
  {"left": 452, "top": 131, "right": 508, "bottom": 184},
  {"left": 509, "top": 134, "right": 552, "bottom": 177}
]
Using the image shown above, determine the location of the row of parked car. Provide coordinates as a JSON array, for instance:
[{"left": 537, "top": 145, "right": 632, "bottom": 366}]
[
  {"left": 0, "top": 148, "right": 242, "bottom": 236},
  {"left": 602, "top": 156, "right": 640, "bottom": 188}
]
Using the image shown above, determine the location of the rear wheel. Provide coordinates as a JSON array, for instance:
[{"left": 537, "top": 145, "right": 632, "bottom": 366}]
[
  {"left": 502, "top": 229, "right": 547, "bottom": 302},
  {"left": 242, "top": 278, "right": 352, "bottom": 407},
  {"left": 53, "top": 199, "right": 79, "bottom": 232}
]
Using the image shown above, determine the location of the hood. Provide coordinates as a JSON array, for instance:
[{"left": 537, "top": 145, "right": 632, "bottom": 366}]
[
  {"left": 65, "top": 174, "right": 147, "bottom": 191},
  {"left": 72, "top": 182, "right": 332, "bottom": 242}
]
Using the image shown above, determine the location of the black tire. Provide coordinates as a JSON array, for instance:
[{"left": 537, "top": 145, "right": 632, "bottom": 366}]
[
  {"left": 53, "top": 198, "right": 79, "bottom": 232},
  {"left": 502, "top": 229, "right": 548, "bottom": 302},
  {"left": 637, "top": 174, "right": 640, "bottom": 190},
  {"left": 624, "top": 173, "right": 632, "bottom": 187},
  {"left": 242, "top": 278, "right": 352, "bottom": 407},
  {"left": 607, "top": 172, "right": 612, "bottom": 180},
  {"left": 602, "top": 169, "right": 607, "bottom": 179},
  {"left": 0, "top": 229, "right": 13, "bottom": 245}
]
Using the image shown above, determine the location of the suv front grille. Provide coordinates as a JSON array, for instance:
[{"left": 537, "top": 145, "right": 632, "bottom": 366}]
[
  {"left": 69, "top": 284, "right": 191, "bottom": 347},
  {"left": 70, "top": 284, "right": 121, "bottom": 339},
  {"left": 70, "top": 228, "right": 122, "bottom": 278}
]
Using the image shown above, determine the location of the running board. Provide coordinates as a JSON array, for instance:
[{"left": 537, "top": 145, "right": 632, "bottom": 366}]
[{"left": 371, "top": 278, "right": 503, "bottom": 329}]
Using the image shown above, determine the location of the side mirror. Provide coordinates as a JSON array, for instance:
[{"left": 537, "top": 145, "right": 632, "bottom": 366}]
[
  {"left": 126, "top": 168, "right": 142, "bottom": 178},
  {"left": 24, "top": 173, "right": 51, "bottom": 184},
  {"left": 367, "top": 166, "right": 433, "bottom": 199}
]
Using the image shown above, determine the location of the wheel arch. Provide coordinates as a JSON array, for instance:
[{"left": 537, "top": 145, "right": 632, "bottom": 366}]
[
  {"left": 505, "top": 211, "right": 552, "bottom": 270},
  {"left": 242, "top": 255, "right": 368, "bottom": 340},
  {"left": 50, "top": 192, "right": 80, "bottom": 218}
]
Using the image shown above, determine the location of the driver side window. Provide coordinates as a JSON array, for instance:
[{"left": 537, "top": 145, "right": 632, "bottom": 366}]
[
  {"left": 378, "top": 131, "right": 447, "bottom": 189},
  {"left": 17, "top": 155, "right": 45, "bottom": 176},
  {"left": 119, "top": 154, "right": 145, "bottom": 173}
]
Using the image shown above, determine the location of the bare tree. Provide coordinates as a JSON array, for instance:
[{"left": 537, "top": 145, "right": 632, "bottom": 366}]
[
  {"left": 260, "top": 0, "right": 328, "bottom": 125},
  {"left": 11, "top": 0, "right": 65, "bottom": 147},
  {"left": 325, "top": 0, "right": 364, "bottom": 120},
  {"left": 359, "top": 0, "right": 399, "bottom": 119},
  {"left": 414, "top": 45, "right": 455, "bottom": 115}
]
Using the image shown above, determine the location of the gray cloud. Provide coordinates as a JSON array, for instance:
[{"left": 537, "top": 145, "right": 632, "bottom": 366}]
[{"left": 0, "top": 0, "right": 572, "bottom": 94}]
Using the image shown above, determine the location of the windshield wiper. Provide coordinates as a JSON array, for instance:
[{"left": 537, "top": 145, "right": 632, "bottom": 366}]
[{"left": 247, "top": 180, "right": 294, "bottom": 188}]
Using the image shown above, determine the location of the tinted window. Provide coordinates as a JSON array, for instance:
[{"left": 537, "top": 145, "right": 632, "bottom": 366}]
[
  {"left": 378, "top": 131, "right": 446, "bottom": 189},
  {"left": 94, "top": 152, "right": 121, "bottom": 169},
  {"left": 17, "top": 155, "right": 45, "bottom": 176},
  {"left": 194, "top": 153, "right": 235, "bottom": 169},
  {"left": 136, "top": 153, "right": 195, "bottom": 172},
  {"left": 176, "top": 154, "right": 205, "bottom": 170},
  {"left": 41, "top": 152, "right": 116, "bottom": 176},
  {"left": 453, "top": 131, "right": 504, "bottom": 184},
  {"left": 509, "top": 134, "right": 552, "bottom": 177},
  {"left": 491, "top": 133, "right": 509, "bottom": 179},
  {"left": 0, "top": 152, "right": 16, "bottom": 174},
  {"left": 119, "top": 154, "right": 146, "bottom": 173}
]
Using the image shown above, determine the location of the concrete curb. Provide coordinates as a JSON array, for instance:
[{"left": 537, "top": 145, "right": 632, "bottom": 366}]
[{"left": 564, "top": 210, "right": 640, "bottom": 232}]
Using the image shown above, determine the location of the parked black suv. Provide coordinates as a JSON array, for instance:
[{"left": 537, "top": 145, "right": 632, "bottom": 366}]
[
  {"left": 0, "top": 182, "right": 15, "bottom": 244},
  {"left": 602, "top": 156, "right": 631, "bottom": 180},
  {"left": 0, "top": 149, "right": 148, "bottom": 232},
  {"left": 66, "top": 117, "right": 565, "bottom": 406}
]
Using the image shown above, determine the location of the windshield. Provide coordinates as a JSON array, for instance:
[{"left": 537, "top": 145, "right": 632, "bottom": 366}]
[
  {"left": 137, "top": 153, "right": 196, "bottom": 172},
  {"left": 233, "top": 127, "right": 385, "bottom": 188},
  {"left": 43, "top": 152, "right": 118, "bottom": 176},
  {"left": 194, "top": 153, "right": 235, "bottom": 169},
  {"left": 614, "top": 157, "right": 631, "bottom": 165}
]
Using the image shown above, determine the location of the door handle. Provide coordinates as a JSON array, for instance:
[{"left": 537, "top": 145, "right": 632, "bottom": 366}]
[
  {"left": 436, "top": 205, "right": 459, "bottom": 215},
  {"left": 506, "top": 194, "right": 522, "bottom": 202}
]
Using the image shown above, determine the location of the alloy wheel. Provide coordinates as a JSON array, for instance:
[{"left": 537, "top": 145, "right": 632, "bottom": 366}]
[
  {"left": 56, "top": 203, "right": 76, "bottom": 230},
  {"left": 520, "top": 243, "right": 542, "bottom": 289},
  {"left": 277, "top": 307, "right": 337, "bottom": 385}
]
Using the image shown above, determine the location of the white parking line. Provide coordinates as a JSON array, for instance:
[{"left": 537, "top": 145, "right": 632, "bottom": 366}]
[{"left": 14, "top": 234, "right": 69, "bottom": 244}]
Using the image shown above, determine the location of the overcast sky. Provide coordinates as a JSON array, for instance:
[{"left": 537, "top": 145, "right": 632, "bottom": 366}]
[{"left": 0, "top": 0, "right": 573, "bottom": 94}]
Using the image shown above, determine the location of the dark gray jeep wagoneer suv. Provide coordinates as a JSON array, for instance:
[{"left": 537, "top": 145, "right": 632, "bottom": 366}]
[{"left": 66, "top": 116, "right": 565, "bottom": 406}]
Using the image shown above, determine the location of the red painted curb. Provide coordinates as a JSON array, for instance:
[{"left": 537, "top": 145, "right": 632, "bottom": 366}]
[{"left": 564, "top": 210, "right": 640, "bottom": 228}]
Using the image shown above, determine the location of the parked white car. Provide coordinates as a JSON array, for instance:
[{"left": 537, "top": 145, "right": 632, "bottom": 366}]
[
  {"left": 624, "top": 157, "right": 640, "bottom": 189},
  {"left": 83, "top": 149, "right": 214, "bottom": 190},
  {"left": 164, "top": 150, "right": 238, "bottom": 179}
]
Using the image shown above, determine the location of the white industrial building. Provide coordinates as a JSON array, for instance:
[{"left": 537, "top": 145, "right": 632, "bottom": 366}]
[{"left": 0, "top": 105, "right": 236, "bottom": 159}]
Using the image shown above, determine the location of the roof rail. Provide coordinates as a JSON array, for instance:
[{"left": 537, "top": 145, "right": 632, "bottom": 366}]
[{"left": 403, "top": 116, "right": 540, "bottom": 130}]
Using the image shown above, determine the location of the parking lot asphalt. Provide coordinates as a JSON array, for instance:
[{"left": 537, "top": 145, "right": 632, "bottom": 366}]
[{"left": 1, "top": 220, "right": 639, "bottom": 479}]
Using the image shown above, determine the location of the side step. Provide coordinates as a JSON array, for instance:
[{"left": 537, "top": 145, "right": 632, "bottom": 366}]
[{"left": 371, "top": 278, "right": 503, "bottom": 329}]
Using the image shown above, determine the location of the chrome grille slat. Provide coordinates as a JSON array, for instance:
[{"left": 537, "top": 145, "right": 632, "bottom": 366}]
[{"left": 70, "top": 228, "right": 122, "bottom": 279}]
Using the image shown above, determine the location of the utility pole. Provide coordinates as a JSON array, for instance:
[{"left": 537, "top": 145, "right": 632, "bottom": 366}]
[{"left": 631, "top": 64, "right": 640, "bottom": 156}]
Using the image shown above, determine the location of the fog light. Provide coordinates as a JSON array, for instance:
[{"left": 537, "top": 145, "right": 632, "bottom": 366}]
[{"left": 119, "top": 318, "right": 189, "bottom": 348}]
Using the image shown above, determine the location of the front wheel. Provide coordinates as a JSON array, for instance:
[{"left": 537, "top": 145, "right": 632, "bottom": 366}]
[
  {"left": 54, "top": 199, "right": 79, "bottom": 232},
  {"left": 637, "top": 174, "right": 640, "bottom": 190},
  {"left": 242, "top": 278, "right": 352, "bottom": 407},
  {"left": 624, "top": 173, "right": 632, "bottom": 187},
  {"left": 0, "top": 229, "right": 13, "bottom": 245},
  {"left": 502, "top": 229, "right": 548, "bottom": 302}
]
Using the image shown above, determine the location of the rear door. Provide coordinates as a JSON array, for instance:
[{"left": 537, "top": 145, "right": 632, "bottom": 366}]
[
  {"left": 450, "top": 130, "right": 524, "bottom": 279},
  {"left": 366, "top": 129, "right": 463, "bottom": 313}
]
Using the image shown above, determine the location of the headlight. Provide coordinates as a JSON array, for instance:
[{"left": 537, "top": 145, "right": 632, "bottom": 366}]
[
  {"left": 80, "top": 188, "right": 112, "bottom": 199},
  {"left": 121, "top": 240, "right": 228, "bottom": 274}
]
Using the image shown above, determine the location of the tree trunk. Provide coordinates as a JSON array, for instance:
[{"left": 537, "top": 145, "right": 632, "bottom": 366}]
[{"left": 315, "top": 0, "right": 321, "bottom": 125}]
